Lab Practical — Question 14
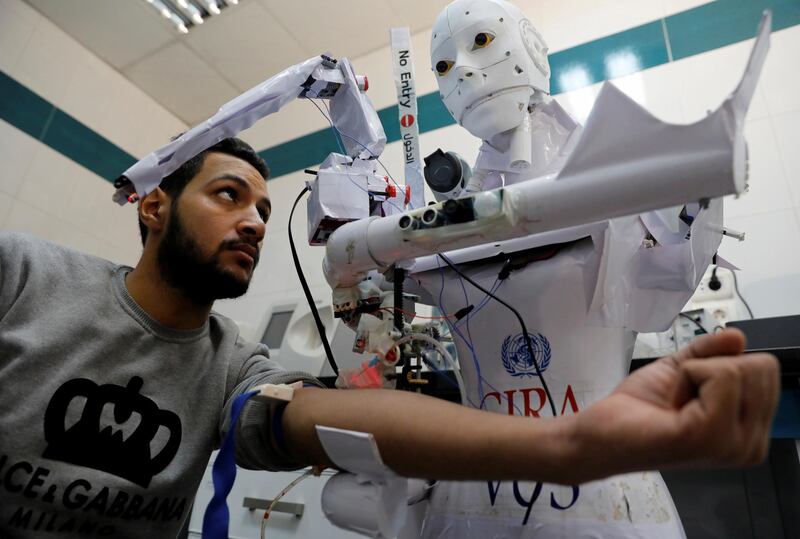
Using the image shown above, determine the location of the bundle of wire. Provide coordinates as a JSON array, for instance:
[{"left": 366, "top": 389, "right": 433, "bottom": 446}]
[
  {"left": 437, "top": 254, "right": 558, "bottom": 418},
  {"left": 435, "top": 258, "right": 526, "bottom": 415}
]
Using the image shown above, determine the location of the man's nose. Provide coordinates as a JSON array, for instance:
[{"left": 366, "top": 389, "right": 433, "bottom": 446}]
[{"left": 237, "top": 209, "right": 266, "bottom": 242}]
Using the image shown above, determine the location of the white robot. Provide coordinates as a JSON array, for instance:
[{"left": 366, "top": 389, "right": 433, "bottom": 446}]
[
  {"left": 320, "top": 2, "right": 769, "bottom": 538},
  {"left": 407, "top": 1, "right": 707, "bottom": 537},
  {"left": 115, "top": 4, "right": 771, "bottom": 536}
]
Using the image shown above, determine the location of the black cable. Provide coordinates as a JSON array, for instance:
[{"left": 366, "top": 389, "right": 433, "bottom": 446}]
[
  {"left": 438, "top": 253, "right": 558, "bottom": 418},
  {"left": 678, "top": 312, "right": 709, "bottom": 335},
  {"left": 394, "top": 265, "right": 409, "bottom": 390},
  {"left": 730, "top": 268, "right": 755, "bottom": 319},
  {"left": 288, "top": 187, "right": 339, "bottom": 376},
  {"left": 708, "top": 266, "right": 722, "bottom": 291}
]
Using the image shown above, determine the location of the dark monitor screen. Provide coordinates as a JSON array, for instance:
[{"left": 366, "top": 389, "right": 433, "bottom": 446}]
[{"left": 261, "top": 310, "right": 294, "bottom": 350}]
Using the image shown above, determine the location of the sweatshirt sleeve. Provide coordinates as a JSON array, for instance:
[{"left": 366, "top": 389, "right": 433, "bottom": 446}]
[
  {"left": 0, "top": 232, "right": 33, "bottom": 322},
  {"left": 220, "top": 340, "right": 325, "bottom": 471}
]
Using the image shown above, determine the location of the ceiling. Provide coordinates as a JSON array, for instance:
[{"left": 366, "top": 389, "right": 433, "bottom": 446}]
[{"left": 24, "top": 0, "right": 452, "bottom": 125}]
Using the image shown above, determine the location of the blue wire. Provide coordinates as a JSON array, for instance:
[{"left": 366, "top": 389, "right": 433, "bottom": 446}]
[
  {"left": 455, "top": 277, "right": 500, "bottom": 330},
  {"left": 436, "top": 259, "right": 524, "bottom": 416}
]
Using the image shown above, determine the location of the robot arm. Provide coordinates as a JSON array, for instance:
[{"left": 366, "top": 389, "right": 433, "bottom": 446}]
[{"left": 112, "top": 54, "right": 380, "bottom": 204}]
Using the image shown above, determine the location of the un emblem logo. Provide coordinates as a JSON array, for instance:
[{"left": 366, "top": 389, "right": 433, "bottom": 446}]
[{"left": 501, "top": 333, "right": 552, "bottom": 378}]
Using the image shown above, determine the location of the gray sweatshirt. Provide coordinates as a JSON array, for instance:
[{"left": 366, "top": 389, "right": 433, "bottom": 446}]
[{"left": 0, "top": 232, "right": 319, "bottom": 538}]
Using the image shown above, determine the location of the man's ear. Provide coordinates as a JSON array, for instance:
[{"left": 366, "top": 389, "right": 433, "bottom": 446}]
[{"left": 139, "top": 187, "right": 170, "bottom": 236}]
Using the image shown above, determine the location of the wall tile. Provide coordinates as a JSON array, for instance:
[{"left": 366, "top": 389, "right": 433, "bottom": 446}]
[
  {"left": 718, "top": 209, "right": 800, "bottom": 317},
  {"left": 538, "top": 0, "right": 665, "bottom": 54},
  {"left": 550, "top": 20, "right": 670, "bottom": 95},
  {"left": 2, "top": 197, "right": 60, "bottom": 242},
  {"left": 614, "top": 59, "right": 688, "bottom": 123},
  {"left": 673, "top": 37, "right": 770, "bottom": 123},
  {"left": 11, "top": 17, "right": 85, "bottom": 107},
  {"left": 771, "top": 109, "right": 800, "bottom": 209},
  {"left": 0, "top": 190, "right": 12, "bottom": 227},
  {"left": 0, "top": 119, "right": 38, "bottom": 197},
  {"left": 16, "top": 143, "right": 81, "bottom": 217},
  {"left": 58, "top": 57, "right": 116, "bottom": 139},
  {"left": 662, "top": 0, "right": 714, "bottom": 17},
  {"left": 719, "top": 208, "right": 800, "bottom": 284},
  {"left": 761, "top": 26, "right": 800, "bottom": 117},
  {"left": 96, "top": 75, "right": 187, "bottom": 158},
  {"left": 52, "top": 226, "right": 112, "bottom": 261},
  {"left": 0, "top": 0, "right": 37, "bottom": 74},
  {"left": 554, "top": 81, "right": 603, "bottom": 124},
  {"left": 726, "top": 117, "right": 795, "bottom": 219},
  {"left": 62, "top": 170, "right": 108, "bottom": 234}
]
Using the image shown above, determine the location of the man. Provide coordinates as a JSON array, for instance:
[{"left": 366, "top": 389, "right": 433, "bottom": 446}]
[{"left": 0, "top": 138, "right": 779, "bottom": 538}]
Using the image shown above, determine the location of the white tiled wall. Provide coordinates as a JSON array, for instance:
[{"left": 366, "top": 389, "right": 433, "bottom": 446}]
[{"left": 0, "top": 0, "right": 186, "bottom": 266}]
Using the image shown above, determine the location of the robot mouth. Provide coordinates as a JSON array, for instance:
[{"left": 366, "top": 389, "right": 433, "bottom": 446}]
[{"left": 459, "top": 85, "right": 532, "bottom": 123}]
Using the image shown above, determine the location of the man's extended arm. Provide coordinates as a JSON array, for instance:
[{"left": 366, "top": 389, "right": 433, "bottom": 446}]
[{"left": 282, "top": 329, "right": 779, "bottom": 484}]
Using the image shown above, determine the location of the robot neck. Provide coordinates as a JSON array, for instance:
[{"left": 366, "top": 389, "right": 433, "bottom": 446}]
[{"left": 483, "top": 91, "right": 552, "bottom": 171}]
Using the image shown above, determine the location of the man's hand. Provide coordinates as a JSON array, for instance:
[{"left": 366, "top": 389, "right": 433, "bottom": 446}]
[{"left": 569, "top": 329, "right": 780, "bottom": 483}]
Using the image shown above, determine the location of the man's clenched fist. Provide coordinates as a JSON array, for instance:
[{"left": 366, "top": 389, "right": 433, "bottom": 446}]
[{"left": 567, "top": 329, "right": 780, "bottom": 483}]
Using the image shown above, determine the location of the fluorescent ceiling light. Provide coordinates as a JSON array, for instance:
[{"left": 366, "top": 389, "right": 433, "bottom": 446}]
[
  {"left": 174, "top": 0, "right": 204, "bottom": 24},
  {"left": 201, "top": 0, "right": 221, "bottom": 15},
  {"left": 141, "top": 0, "right": 237, "bottom": 33}
]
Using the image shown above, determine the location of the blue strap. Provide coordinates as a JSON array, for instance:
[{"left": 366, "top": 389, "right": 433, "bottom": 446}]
[{"left": 202, "top": 390, "right": 259, "bottom": 539}]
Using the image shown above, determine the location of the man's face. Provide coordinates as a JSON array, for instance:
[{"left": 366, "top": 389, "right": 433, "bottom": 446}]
[{"left": 157, "top": 152, "right": 271, "bottom": 305}]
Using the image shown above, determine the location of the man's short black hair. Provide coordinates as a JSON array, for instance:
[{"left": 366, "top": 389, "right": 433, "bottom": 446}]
[{"left": 138, "top": 137, "right": 269, "bottom": 245}]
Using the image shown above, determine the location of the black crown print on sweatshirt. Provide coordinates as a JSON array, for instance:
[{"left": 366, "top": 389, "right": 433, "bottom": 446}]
[{"left": 42, "top": 376, "right": 182, "bottom": 488}]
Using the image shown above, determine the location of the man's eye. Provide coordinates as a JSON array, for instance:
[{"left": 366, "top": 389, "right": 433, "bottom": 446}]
[{"left": 218, "top": 188, "right": 237, "bottom": 201}]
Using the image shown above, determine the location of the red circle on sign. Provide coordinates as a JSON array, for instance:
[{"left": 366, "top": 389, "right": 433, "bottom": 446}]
[{"left": 400, "top": 114, "right": 415, "bottom": 127}]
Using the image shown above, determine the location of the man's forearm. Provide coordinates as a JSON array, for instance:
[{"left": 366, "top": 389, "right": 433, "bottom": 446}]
[
  {"left": 281, "top": 331, "right": 780, "bottom": 486},
  {"left": 282, "top": 387, "right": 579, "bottom": 483}
]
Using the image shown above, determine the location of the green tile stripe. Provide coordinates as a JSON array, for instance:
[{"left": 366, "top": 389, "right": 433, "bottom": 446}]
[
  {"left": 667, "top": 0, "right": 800, "bottom": 60},
  {"left": 0, "top": 71, "right": 136, "bottom": 182},
  {"left": 0, "top": 70, "right": 53, "bottom": 141},
  {"left": 1, "top": 0, "right": 799, "bottom": 182},
  {"left": 549, "top": 21, "right": 670, "bottom": 95}
]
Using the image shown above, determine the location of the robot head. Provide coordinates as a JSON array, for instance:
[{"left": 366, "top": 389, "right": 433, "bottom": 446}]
[{"left": 430, "top": 0, "right": 550, "bottom": 141}]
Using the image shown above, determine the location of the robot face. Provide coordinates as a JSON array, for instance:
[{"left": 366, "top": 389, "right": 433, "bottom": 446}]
[{"left": 430, "top": 0, "right": 550, "bottom": 140}]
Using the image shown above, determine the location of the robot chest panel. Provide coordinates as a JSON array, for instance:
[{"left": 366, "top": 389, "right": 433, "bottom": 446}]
[{"left": 429, "top": 241, "right": 632, "bottom": 414}]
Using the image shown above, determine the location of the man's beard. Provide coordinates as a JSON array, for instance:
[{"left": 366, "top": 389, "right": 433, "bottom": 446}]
[{"left": 157, "top": 204, "right": 258, "bottom": 306}]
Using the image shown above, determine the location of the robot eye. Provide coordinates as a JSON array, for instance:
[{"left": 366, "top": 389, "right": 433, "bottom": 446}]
[
  {"left": 473, "top": 32, "right": 495, "bottom": 49},
  {"left": 435, "top": 60, "right": 454, "bottom": 76}
]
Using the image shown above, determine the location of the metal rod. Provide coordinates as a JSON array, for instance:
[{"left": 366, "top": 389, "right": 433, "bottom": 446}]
[{"left": 242, "top": 497, "right": 304, "bottom": 517}]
